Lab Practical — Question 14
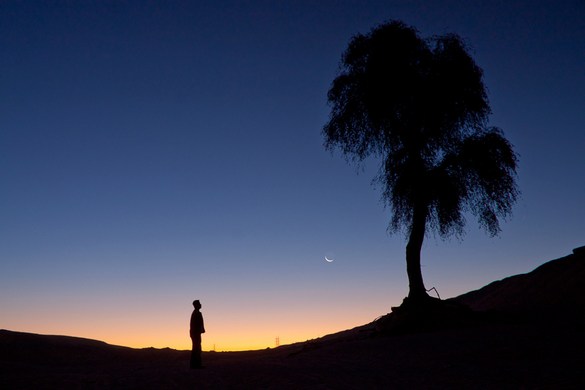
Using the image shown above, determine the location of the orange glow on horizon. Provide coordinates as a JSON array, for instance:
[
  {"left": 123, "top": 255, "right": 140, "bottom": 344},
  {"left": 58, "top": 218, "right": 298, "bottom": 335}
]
[
  {"left": 4, "top": 311, "right": 379, "bottom": 352},
  {"left": 2, "top": 278, "right": 401, "bottom": 352},
  {"left": 4, "top": 325, "right": 357, "bottom": 352}
]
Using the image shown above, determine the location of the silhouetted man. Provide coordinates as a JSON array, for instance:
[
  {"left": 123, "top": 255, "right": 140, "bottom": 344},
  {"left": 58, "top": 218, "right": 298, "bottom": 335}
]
[{"left": 190, "top": 299, "right": 205, "bottom": 369}]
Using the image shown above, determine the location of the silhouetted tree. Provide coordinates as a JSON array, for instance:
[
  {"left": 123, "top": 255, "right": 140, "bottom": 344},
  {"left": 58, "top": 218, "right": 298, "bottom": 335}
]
[{"left": 323, "top": 21, "right": 519, "bottom": 303}]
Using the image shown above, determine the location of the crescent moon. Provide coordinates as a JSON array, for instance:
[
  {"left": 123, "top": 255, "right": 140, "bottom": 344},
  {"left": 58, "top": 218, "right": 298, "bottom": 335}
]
[{"left": 325, "top": 256, "right": 334, "bottom": 263}]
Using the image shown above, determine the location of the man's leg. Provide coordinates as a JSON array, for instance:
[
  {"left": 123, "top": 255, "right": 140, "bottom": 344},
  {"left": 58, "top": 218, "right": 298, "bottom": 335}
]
[{"left": 190, "top": 336, "right": 202, "bottom": 368}]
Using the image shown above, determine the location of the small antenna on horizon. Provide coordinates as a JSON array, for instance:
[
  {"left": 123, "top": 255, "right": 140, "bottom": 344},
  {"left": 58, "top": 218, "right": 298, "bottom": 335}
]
[{"left": 275, "top": 336, "right": 280, "bottom": 348}]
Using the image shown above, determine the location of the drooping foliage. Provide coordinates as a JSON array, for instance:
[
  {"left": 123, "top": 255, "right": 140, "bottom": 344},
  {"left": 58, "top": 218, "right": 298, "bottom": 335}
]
[{"left": 324, "top": 21, "right": 519, "bottom": 241}]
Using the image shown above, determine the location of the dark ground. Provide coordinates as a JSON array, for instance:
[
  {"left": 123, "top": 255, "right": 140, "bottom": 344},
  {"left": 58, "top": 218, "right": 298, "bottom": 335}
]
[
  {"left": 2, "top": 247, "right": 584, "bottom": 389},
  {"left": 2, "top": 318, "right": 584, "bottom": 389}
]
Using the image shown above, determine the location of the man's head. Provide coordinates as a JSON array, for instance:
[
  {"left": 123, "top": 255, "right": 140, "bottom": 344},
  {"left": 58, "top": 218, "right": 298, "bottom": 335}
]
[{"left": 193, "top": 300, "right": 202, "bottom": 310}]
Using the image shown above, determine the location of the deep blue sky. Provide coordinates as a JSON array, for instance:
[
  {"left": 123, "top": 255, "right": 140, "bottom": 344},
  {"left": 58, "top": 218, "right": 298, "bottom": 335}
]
[{"left": 1, "top": 1, "right": 584, "bottom": 350}]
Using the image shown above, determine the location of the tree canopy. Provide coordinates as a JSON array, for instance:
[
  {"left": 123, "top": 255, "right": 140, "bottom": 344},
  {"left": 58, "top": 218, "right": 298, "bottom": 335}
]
[{"left": 323, "top": 21, "right": 519, "bottom": 300}]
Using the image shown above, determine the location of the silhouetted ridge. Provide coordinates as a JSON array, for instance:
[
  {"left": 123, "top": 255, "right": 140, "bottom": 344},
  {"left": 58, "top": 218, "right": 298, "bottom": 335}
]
[
  {"left": 453, "top": 246, "right": 585, "bottom": 318},
  {"left": 0, "top": 329, "right": 111, "bottom": 349}
]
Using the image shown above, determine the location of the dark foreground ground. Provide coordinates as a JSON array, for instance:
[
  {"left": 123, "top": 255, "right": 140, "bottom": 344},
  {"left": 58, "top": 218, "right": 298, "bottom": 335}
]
[
  {"left": 2, "top": 248, "right": 584, "bottom": 389},
  {"left": 2, "top": 319, "right": 584, "bottom": 389}
]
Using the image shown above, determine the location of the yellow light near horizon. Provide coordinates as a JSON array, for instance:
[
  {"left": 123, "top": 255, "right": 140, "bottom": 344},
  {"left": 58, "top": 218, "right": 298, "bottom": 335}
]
[
  {"left": 2, "top": 287, "right": 390, "bottom": 352},
  {"left": 4, "top": 319, "right": 326, "bottom": 352},
  {"left": 98, "top": 332, "right": 295, "bottom": 352},
  {"left": 4, "top": 317, "right": 368, "bottom": 352},
  {"left": 7, "top": 304, "right": 381, "bottom": 351},
  {"left": 93, "top": 319, "right": 356, "bottom": 352}
]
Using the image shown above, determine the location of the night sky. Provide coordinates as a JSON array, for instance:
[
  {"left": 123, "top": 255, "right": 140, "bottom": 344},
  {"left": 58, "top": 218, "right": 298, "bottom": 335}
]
[{"left": 2, "top": 1, "right": 584, "bottom": 351}]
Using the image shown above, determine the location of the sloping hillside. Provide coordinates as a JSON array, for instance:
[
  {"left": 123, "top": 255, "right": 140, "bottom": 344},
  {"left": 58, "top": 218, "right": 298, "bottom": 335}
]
[
  {"left": 3, "top": 246, "right": 585, "bottom": 388},
  {"left": 453, "top": 246, "right": 585, "bottom": 318}
]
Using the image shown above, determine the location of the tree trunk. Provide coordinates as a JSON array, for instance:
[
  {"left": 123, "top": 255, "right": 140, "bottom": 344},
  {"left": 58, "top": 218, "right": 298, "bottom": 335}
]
[{"left": 406, "top": 204, "right": 428, "bottom": 301}]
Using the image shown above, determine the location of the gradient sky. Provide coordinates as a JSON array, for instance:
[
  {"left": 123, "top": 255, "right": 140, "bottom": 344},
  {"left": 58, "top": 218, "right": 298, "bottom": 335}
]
[{"left": 1, "top": 1, "right": 584, "bottom": 351}]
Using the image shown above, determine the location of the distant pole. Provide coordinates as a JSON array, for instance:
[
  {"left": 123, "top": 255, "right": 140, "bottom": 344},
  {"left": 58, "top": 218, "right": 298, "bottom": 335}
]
[{"left": 275, "top": 336, "right": 280, "bottom": 348}]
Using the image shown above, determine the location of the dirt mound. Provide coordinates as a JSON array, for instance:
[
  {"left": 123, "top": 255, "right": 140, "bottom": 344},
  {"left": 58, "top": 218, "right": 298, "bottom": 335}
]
[{"left": 453, "top": 246, "right": 585, "bottom": 319}]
